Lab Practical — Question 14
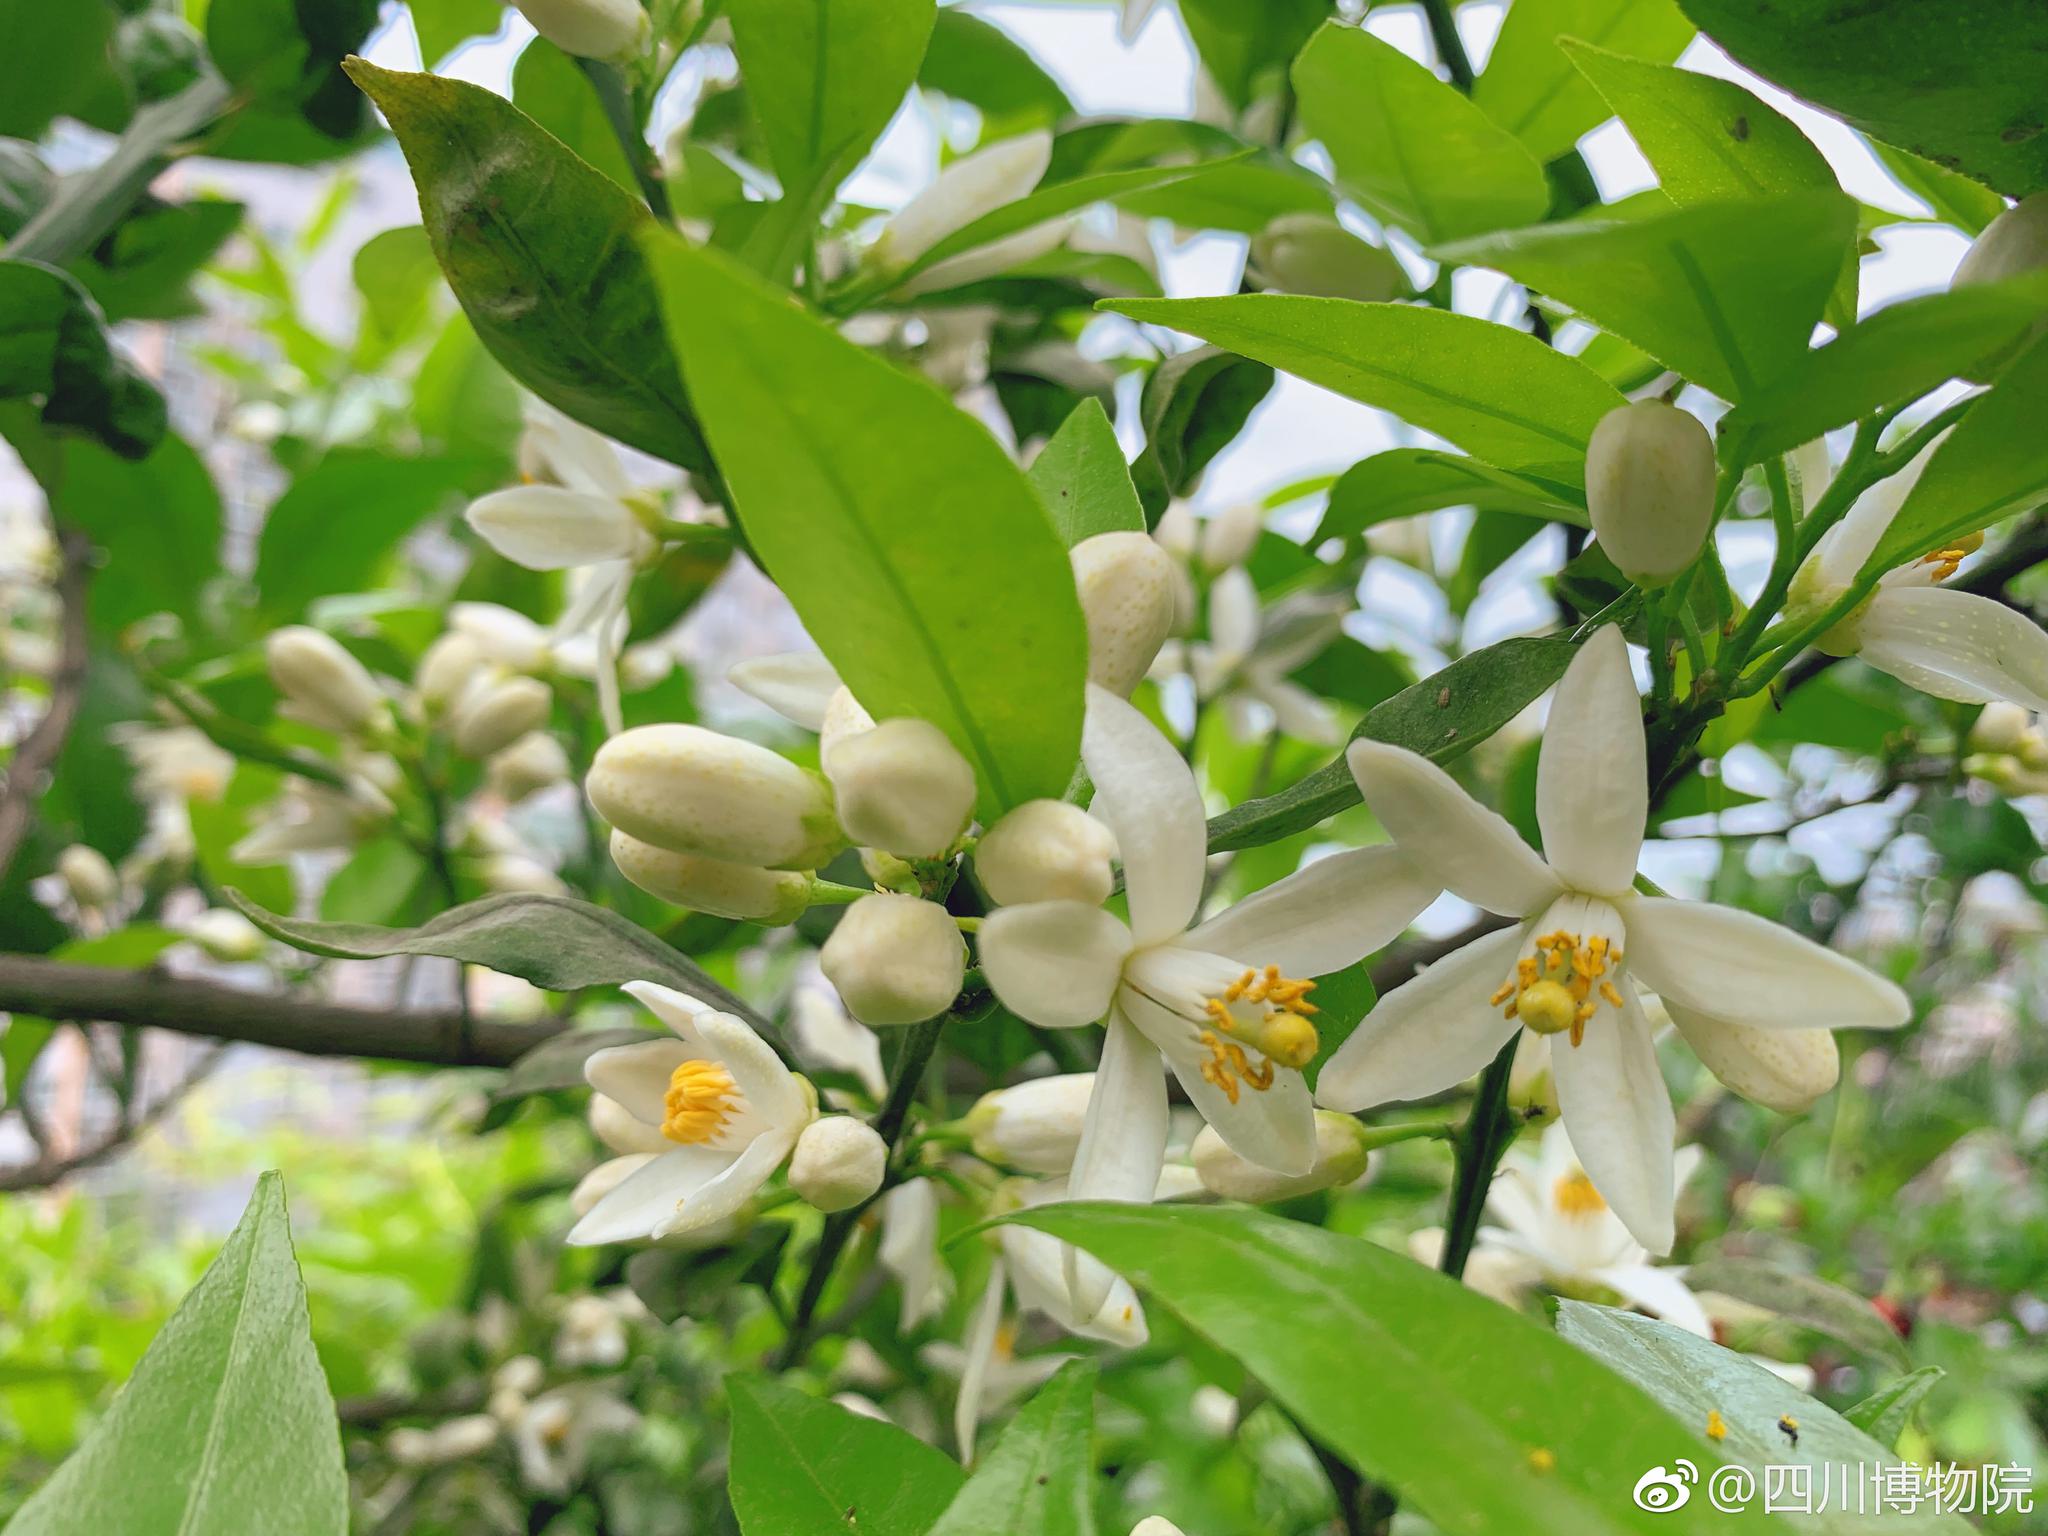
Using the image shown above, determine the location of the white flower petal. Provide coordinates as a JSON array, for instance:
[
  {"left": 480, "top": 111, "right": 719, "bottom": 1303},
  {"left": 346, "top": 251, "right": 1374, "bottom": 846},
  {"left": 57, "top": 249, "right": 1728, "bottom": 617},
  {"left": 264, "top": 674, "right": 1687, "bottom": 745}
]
[
  {"left": 728, "top": 652, "right": 844, "bottom": 731},
  {"left": 525, "top": 401, "right": 634, "bottom": 499},
  {"left": 1662, "top": 1001, "right": 1840, "bottom": 1112},
  {"left": 1855, "top": 587, "right": 2048, "bottom": 713},
  {"left": 790, "top": 987, "right": 887, "bottom": 1099},
  {"left": 1062, "top": 1010, "right": 1168, "bottom": 1317},
  {"left": 953, "top": 1264, "right": 1007, "bottom": 1462},
  {"left": 1346, "top": 741, "right": 1560, "bottom": 916},
  {"left": 466, "top": 486, "right": 646, "bottom": 570},
  {"left": 1083, "top": 683, "right": 1207, "bottom": 944},
  {"left": 1594, "top": 1264, "right": 1712, "bottom": 1338},
  {"left": 1813, "top": 435, "right": 1940, "bottom": 588},
  {"left": 565, "top": 1143, "right": 737, "bottom": 1245},
  {"left": 979, "top": 901, "right": 1132, "bottom": 1029},
  {"left": 1536, "top": 626, "right": 1646, "bottom": 897},
  {"left": 880, "top": 129, "right": 1053, "bottom": 269},
  {"left": 583, "top": 1037, "right": 689, "bottom": 1128},
  {"left": 1184, "top": 844, "right": 1439, "bottom": 979},
  {"left": 1621, "top": 898, "right": 1910, "bottom": 1033},
  {"left": 1551, "top": 991, "right": 1676, "bottom": 1256},
  {"left": 1251, "top": 674, "right": 1344, "bottom": 746},
  {"left": 1207, "top": 565, "right": 1260, "bottom": 666},
  {"left": 1313, "top": 926, "right": 1526, "bottom": 1110},
  {"left": 623, "top": 980, "right": 809, "bottom": 1136},
  {"left": 879, "top": 1178, "right": 949, "bottom": 1331},
  {"left": 1121, "top": 991, "right": 1316, "bottom": 1177},
  {"left": 654, "top": 1127, "right": 797, "bottom": 1240}
]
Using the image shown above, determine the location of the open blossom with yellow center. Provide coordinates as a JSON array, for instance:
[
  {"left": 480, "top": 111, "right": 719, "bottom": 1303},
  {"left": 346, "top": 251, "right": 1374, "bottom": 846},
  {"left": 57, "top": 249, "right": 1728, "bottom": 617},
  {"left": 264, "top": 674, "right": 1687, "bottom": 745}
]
[
  {"left": 980, "top": 683, "right": 1440, "bottom": 1311},
  {"left": 1318, "top": 626, "right": 1909, "bottom": 1255},
  {"left": 567, "top": 981, "right": 815, "bottom": 1245}
]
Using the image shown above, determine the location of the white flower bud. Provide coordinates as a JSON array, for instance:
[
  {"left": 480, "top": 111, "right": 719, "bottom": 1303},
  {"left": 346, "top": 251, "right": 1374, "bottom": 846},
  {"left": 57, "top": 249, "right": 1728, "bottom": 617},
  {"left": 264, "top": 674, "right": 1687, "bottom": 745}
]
[
  {"left": 897, "top": 215, "right": 1078, "bottom": 298},
  {"left": 963, "top": 1073, "right": 1095, "bottom": 1173},
  {"left": 1132, "top": 1519, "right": 1189, "bottom": 1536},
  {"left": 874, "top": 130, "right": 1052, "bottom": 272},
  {"left": 1248, "top": 213, "right": 1405, "bottom": 303},
  {"left": 1584, "top": 399, "right": 1717, "bottom": 587},
  {"left": 1071, "top": 531, "right": 1178, "bottom": 695},
  {"left": 481, "top": 854, "right": 566, "bottom": 896},
  {"left": 820, "top": 893, "right": 965, "bottom": 1026},
  {"left": 1192, "top": 1111, "right": 1371, "bottom": 1202},
  {"left": 414, "top": 633, "right": 482, "bottom": 711},
  {"left": 186, "top": 908, "right": 265, "bottom": 963},
  {"left": 788, "top": 1116, "right": 887, "bottom": 1213},
  {"left": 975, "top": 800, "right": 1116, "bottom": 906},
  {"left": 450, "top": 675, "right": 553, "bottom": 758},
  {"left": 509, "top": 0, "right": 649, "bottom": 60},
  {"left": 266, "top": 626, "right": 386, "bottom": 734},
  {"left": 488, "top": 731, "right": 572, "bottom": 802},
  {"left": 386, "top": 1427, "right": 437, "bottom": 1467},
  {"left": 1198, "top": 503, "right": 1264, "bottom": 574},
  {"left": 494, "top": 1355, "right": 546, "bottom": 1398},
  {"left": 587, "top": 724, "right": 842, "bottom": 870},
  {"left": 1680, "top": 1018, "right": 1840, "bottom": 1114},
  {"left": 57, "top": 844, "right": 118, "bottom": 908},
  {"left": 818, "top": 685, "right": 877, "bottom": 761},
  {"left": 824, "top": 718, "right": 976, "bottom": 857},
  {"left": 608, "top": 829, "right": 812, "bottom": 922},
  {"left": 1152, "top": 501, "right": 1197, "bottom": 562},
  {"left": 426, "top": 1415, "right": 500, "bottom": 1461},
  {"left": 1970, "top": 701, "right": 2034, "bottom": 755},
  {"left": 451, "top": 602, "right": 553, "bottom": 673},
  {"left": 1952, "top": 191, "right": 2048, "bottom": 290}
]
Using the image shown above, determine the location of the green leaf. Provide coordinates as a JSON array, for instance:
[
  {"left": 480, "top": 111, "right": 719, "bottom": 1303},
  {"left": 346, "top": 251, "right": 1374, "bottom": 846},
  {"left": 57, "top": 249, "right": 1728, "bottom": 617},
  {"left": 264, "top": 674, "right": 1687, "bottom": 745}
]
[
  {"left": 1127, "top": 343, "right": 1274, "bottom": 515},
  {"left": 1475, "top": 0, "right": 1695, "bottom": 164},
  {"left": 1869, "top": 141, "right": 2005, "bottom": 236},
  {"left": 1841, "top": 1367, "right": 1944, "bottom": 1449},
  {"left": 0, "top": 258, "right": 164, "bottom": 457},
  {"left": 254, "top": 449, "right": 482, "bottom": 620},
  {"left": 920, "top": 9, "right": 1072, "bottom": 131},
  {"left": 0, "top": 0, "right": 122, "bottom": 142},
  {"left": 206, "top": 0, "right": 379, "bottom": 148},
  {"left": 5, "top": 1172, "right": 346, "bottom": 1536},
  {"left": 1178, "top": 0, "right": 1330, "bottom": 112},
  {"left": 72, "top": 196, "right": 243, "bottom": 323},
  {"left": 1716, "top": 276, "right": 2048, "bottom": 466},
  {"left": 926, "top": 1360, "right": 1096, "bottom": 1536},
  {"left": 343, "top": 59, "right": 713, "bottom": 474},
  {"left": 728, "top": 0, "right": 935, "bottom": 200},
  {"left": 727, "top": 1374, "right": 966, "bottom": 1536},
  {"left": 1677, "top": 0, "right": 2048, "bottom": 199},
  {"left": 1438, "top": 192, "right": 1856, "bottom": 402},
  {"left": 350, "top": 224, "right": 441, "bottom": 365},
  {"left": 1293, "top": 22, "right": 1549, "bottom": 246},
  {"left": 511, "top": 38, "right": 633, "bottom": 194},
  {"left": 226, "top": 889, "right": 771, "bottom": 1029},
  {"left": 1682, "top": 1257, "right": 1909, "bottom": 1367},
  {"left": 1865, "top": 330, "right": 2048, "bottom": 573},
  {"left": 1318, "top": 448, "right": 1585, "bottom": 544},
  {"left": 645, "top": 235, "right": 1088, "bottom": 818},
  {"left": 1105, "top": 296, "right": 1621, "bottom": 489},
  {"left": 1028, "top": 398, "right": 1144, "bottom": 546},
  {"left": 1008, "top": 1204, "right": 1753, "bottom": 1536},
  {"left": 1555, "top": 1301, "right": 1972, "bottom": 1535},
  {"left": 408, "top": 0, "right": 505, "bottom": 67},
  {"left": 1205, "top": 634, "right": 1580, "bottom": 853}
]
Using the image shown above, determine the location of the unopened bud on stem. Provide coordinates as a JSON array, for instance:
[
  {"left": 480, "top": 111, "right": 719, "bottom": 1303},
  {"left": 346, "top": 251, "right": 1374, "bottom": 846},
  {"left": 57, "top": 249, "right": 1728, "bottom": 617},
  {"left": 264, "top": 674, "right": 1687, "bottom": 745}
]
[
  {"left": 820, "top": 893, "right": 965, "bottom": 1025},
  {"left": 1248, "top": 213, "right": 1405, "bottom": 303},
  {"left": 587, "top": 724, "right": 843, "bottom": 870},
  {"left": 962, "top": 1073, "right": 1095, "bottom": 1173},
  {"left": 825, "top": 718, "right": 976, "bottom": 857},
  {"left": 1070, "top": 532, "right": 1178, "bottom": 696},
  {"left": 450, "top": 675, "right": 553, "bottom": 759},
  {"left": 789, "top": 1116, "right": 887, "bottom": 1212},
  {"left": 509, "top": 0, "right": 650, "bottom": 61},
  {"left": 608, "top": 830, "right": 813, "bottom": 923},
  {"left": 267, "top": 626, "right": 386, "bottom": 735},
  {"left": 1584, "top": 400, "right": 1716, "bottom": 587},
  {"left": 1192, "top": 1111, "right": 1370, "bottom": 1202},
  {"left": 975, "top": 800, "right": 1116, "bottom": 906}
]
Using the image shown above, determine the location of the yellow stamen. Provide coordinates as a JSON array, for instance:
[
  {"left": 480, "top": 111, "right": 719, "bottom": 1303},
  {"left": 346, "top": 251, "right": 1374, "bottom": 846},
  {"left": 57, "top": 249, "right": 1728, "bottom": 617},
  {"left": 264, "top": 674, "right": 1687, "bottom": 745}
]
[
  {"left": 1495, "top": 929, "right": 1627, "bottom": 1048},
  {"left": 660, "top": 1058, "right": 739, "bottom": 1145},
  {"left": 1196, "top": 1029, "right": 1276, "bottom": 1104},
  {"left": 1552, "top": 1169, "right": 1607, "bottom": 1217},
  {"left": 1202, "top": 968, "right": 1321, "bottom": 1071}
]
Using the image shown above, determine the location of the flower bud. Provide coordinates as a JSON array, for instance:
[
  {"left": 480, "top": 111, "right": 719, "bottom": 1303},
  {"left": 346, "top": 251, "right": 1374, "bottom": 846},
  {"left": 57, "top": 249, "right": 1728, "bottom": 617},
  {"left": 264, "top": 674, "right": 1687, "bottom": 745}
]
[
  {"left": 818, "top": 686, "right": 877, "bottom": 761},
  {"left": 587, "top": 723, "right": 842, "bottom": 870},
  {"left": 1970, "top": 701, "right": 2034, "bottom": 755},
  {"left": 488, "top": 731, "right": 572, "bottom": 802},
  {"left": 824, "top": 718, "right": 976, "bottom": 857},
  {"left": 414, "top": 632, "right": 483, "bottom": 711},
  {"left": 1584, "top": 399, "right": 1716, "bottom": 587},
  {"left": 1071, "top": 531, "right": 1179, "bottom": 696},
  {"left": 509, "top": 0, "right": 649, "bottom": 60},
  {"left": 450, "top": 675, "right": 553, "bottom": 759},
  {"left": 1198, "top": 503, "right": 1263, "bottom": 573},
  {"left": 57, "top": 844, "right": 118, "bottom": 909},
  {"left": 495, "top": 1355, "right": 546, "bottom": 1398},
  {"left": 427, "top": 1415, "right": 500, "bottom": 1461},
  {"left": 873, "top": 130, "right": 1052, "bottom": 272},
  {"left": 963, "top": 1073, "right": 1095, "bottom": 1173},
  {"left": 820, "top": 893, "right": 965, "bottom": 1025},
  {"left": 788, "top": 1116, "right": 888, "bottom": 1213},
  {"left": 1248, "top": 212, "right": 1406, "bottom": 303},
  {"left": 608, "top": 829, "right": 813, "bottom": 922},
  {"left": 481, "top": 854, "right": 567, "bottom": 896},
  {"left": 975, "top": 800, "right": 1116, "bottom": 906},
  {"left": 1132, "top": 1520, "right": 1189, "bottom": 1536},
  {"left": 1952, "top": 192, "right": 2048, "bottom": 290},
  {"left": 266, "top": 626, "right": 386, "bottom": 734},
  {"left": 1192, "top": 1111, "right": 1370, "bottom": 1202},
  {"left": 451, "top": 602, "right": 553, "bottom": 673},
  {"left": 187, "top": 908, "right": 265, "bottom": 963}
]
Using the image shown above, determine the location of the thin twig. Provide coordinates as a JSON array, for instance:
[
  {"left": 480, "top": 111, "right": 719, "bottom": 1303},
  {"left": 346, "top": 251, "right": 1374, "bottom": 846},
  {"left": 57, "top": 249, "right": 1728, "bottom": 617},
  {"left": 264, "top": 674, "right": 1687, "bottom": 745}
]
[{"left": 0, "top": 528, "right": 92, "bottom": 884}]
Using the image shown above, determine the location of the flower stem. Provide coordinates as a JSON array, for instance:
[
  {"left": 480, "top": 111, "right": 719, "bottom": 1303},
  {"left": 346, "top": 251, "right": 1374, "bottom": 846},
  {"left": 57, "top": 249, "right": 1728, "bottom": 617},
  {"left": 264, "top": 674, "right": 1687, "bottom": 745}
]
[
  {"left": 1438, "top": 1034, "right": 1520, "bottom": 1279},
  {"left": 574, "top": 59, "right": 673, "bottom": 226}
]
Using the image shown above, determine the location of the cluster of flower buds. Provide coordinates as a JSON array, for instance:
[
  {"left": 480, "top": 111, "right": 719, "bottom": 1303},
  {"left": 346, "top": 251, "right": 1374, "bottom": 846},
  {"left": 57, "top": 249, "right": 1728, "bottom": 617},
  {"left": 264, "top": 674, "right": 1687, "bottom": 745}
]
[
  {"left": 1966, "top": 702, "right": 2048, "bottom": 794},
  {"left": 415, "top": 604, "right": 560, "bottom": 762}
]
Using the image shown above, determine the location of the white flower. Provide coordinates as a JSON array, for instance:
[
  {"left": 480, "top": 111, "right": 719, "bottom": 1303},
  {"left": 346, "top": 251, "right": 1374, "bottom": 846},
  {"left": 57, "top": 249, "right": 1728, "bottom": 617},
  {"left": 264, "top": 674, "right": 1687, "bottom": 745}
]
[
  {"left": 1069, "top": 532, "right": 1180, "bottom": 697},
  {"left": 979, "top": 684, "right": 1439, "bottom": 1310},
  {"left": 510, "top": 1386, "right": 639, "bottom": 1494},
  {"left": 1318, "top": 626, "right": 1909, "bottom": 1253},
  {"left": 230, "top": 777, "right": 380, "bottom": 863},
  {"left": 1788, "top": 438, "right": 2048, "bottom": 712},
  {"left": 57, "top": 844, "right": 118, "bottom": 909},
  {"left": 586, "top": 723, "right": 842, "bottom": 870},
  {"left": 554, "top": 1293, "right": 629, "bottom": 1370},
  {"left": 872, "top": 131, "right": 1075, "bottom": 295},
  {"left": 185, "top": 908, "right": 265, "bottom": 963},
  {"left": 510, "top": 0, "right": 649, "bottom": 61},
  {"left": 788, "top": 985, "right": 886, "bottom": 1099},
  {"left": 1191, "top": 1109, "right": 1371, "bottom": 1202},
  {"left": 878, "top": 1176, "right": 952, "bottom": 1331},
  {"left": 963, "top": 1073, "right": 1096, "bottom": 1173},
  {"left": 467, "top": 405, "right": 660, "bottom": 732},
  {"left": 789, "top": 1115, "right": 888, "bottom": 1211},
  {"left": 112, "top": 724, "right": 233, "bottom": 804},
  {"left": 820, "top": 893, "right": 966, "bottom": 1026},
  {"left": 975, "top": 800, "right": 1118, "bottom": 907},
  {"left": 266, "top": 626, "right": 387, "bottom": 735},
  {"left": 1157, "top": 568, "right": 1345, "bottom": 745},
  {"left": 1585, "top": 400, "right": 1717, "bottom": 587},
  {"left": 568, "top": 982, "right": 816, "bottom": 1245}
]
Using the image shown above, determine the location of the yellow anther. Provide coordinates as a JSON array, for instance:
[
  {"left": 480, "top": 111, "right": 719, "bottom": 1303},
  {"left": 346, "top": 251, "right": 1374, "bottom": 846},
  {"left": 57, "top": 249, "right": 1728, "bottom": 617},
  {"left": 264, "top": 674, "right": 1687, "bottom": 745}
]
[
  {"left": 660, "top": 1058, "right": 739, "bottom": 1145},
  {"left": 1706, "top": 1410, "right": 1727, "bottom": 1442},
  {"left": 1490, "top": 979, "right": 1518, "bottom": 1007},
  {"left": 1599, "top": 980, "right": 1625, "bottom": 1009},
  {"left": 1516, "top": 979, "right": 1580, "bottom": 1036},
  {"left": 1494, "top": 930, "right": 1627, "bottom": 1048},
  {"left": 1552, "top": 1169, "right": 1608, "bottom": 1217}
]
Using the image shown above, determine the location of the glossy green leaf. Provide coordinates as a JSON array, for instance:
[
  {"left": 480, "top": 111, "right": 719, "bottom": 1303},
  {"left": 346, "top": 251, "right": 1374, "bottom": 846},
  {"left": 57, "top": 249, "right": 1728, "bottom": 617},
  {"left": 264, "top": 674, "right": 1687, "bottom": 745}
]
[
  {"left": 1127, "top": 343, "right": 1274, "bottom": 515},
  {"left": 1029, "top": 398, "right": 1145, "bottom": 546},
  {"left": 0, "top": 258, "right": 164, "bottom": 457},
  {"left": 344, "top": 60, "right": 712, "bottom": 473},
  {"left": 207, "top": 0, "right": 379, "bottom": 149},
  {"left": 1475, "top": 0, "right": 1694, "bottom": 164},
  {"left": 1555, "top": 1302, "right": 1971, "bottom": 1535},
  {"left": 1869, "top": 141, "right": 2005, "bottom": 236},
  {"left": 920, "top": 9, "right": 1072, "bottom": 130},
  {"left": 1717, "top": 276, "right": 2048, "bottom": 466},
  {"left": 408, "top": 0, "right": 505, "bottom": 68},
  {"left": 1010, "top": 1204, "right": 1759, "bottom": 1536},
  {"left": 1683, "top": 1258, "right": 1909, "bottom": 1367},
  {"left": 1439, "top": 192, "right": 1855, "bottom": 402},
  {"left": 1866, "top": 331, "right": 2048, "bottom": 573},
  {"left": 1841, "top": 1367, "right": 1944, "bottom": 1449},
  {"left": 6, "top": 1172, "right": 346, "bottom": 1536},
  {"left": 926, "top": 1360, "right": 1096, "bottom": 1536},
  {"left": 510, "top": 37, "right": 633, "bottom": 193},
  {"left": 1293, "top": 22, "right": 1549, "bottom": 245},
  {"left": 727, "top": 1374, "right": 965, "bottom": 1536},
  {"left": 1106, "top": 296, "right": 1621, "bottom": 489},
  {"left": 1678, "top": 0, "right": 2048, "bottom": 198},
  {"left": 0, "top": 0, "right": 122, "bottom": 142},
  {"left": 1318, "top": 448, "right": 1585, "bottom": 544},
  {"left": 227, "top": 889, "right": 769, "bottom": 1030},
  {"left": 645, "top": 235, "right": 1088, "bottom": 818},
  {"left": 73, "top": 197, "right": 243, "bottom": 323},
  {"left": 1179, "top": 0, "right": 1330, "bottom": 112},
  {"left": 1205, "top": 634, "right": 1580, "bottom": 853}
]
